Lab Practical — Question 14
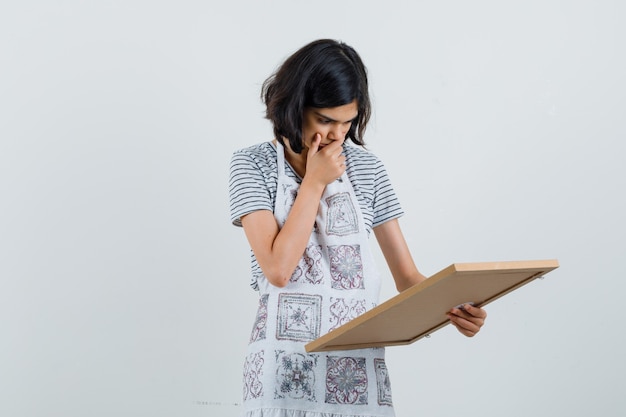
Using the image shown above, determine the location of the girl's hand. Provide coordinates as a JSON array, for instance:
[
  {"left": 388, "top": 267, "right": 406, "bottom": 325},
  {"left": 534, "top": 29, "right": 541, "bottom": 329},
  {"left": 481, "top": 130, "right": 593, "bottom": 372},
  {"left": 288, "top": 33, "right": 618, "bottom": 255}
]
[
  {"left": 304, "top": 133, "right": 346, "bottom": 186},
  {"left": 447, "top": 304, "right": 487, "bottom": 337}
]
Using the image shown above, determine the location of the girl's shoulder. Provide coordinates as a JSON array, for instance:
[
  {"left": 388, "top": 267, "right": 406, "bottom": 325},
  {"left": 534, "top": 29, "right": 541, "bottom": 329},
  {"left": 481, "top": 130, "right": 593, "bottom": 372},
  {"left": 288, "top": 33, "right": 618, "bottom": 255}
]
[
  {"left": 344, "top": 144, "right": 384, "bottom": 173},
  {"left": 231, "top": 141, "right": 279, "bottom": 173},
  {"left": 344, "top": 143, "right": 380, "bottom": 160}
]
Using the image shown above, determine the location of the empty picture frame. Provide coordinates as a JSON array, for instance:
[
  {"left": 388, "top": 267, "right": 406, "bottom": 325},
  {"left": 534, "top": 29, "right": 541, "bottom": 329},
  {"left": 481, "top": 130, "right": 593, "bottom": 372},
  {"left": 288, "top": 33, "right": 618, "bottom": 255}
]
[{"left": 305, "top": 259, "right": 559, "bottom": 352}]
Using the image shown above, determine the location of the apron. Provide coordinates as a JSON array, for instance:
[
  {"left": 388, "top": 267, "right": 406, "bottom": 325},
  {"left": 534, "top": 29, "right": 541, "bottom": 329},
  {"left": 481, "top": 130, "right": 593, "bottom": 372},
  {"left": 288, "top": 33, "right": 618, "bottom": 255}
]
[{"left": 242, "top": 142, "right": 395, "bottom": 417}]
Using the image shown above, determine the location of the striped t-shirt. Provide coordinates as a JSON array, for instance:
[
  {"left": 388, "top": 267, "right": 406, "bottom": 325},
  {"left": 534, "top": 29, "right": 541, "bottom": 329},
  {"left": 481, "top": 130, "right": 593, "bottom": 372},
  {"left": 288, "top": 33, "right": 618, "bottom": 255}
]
[{"left": 229, "top": 141, "right": 404, "bottom": 289}]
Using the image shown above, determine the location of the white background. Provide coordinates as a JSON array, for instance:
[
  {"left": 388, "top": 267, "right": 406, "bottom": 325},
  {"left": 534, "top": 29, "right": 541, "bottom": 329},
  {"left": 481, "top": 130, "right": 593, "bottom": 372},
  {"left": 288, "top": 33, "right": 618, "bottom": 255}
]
[{"left": 1, "top": 1, "right": 624, "bottom": 416}]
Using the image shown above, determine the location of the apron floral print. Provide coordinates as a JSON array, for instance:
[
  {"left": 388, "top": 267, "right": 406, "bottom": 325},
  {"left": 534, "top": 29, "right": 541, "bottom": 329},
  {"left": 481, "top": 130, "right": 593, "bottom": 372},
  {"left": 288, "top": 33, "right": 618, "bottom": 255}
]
[{"left": 242, "top": 142, "right": 395, "bottom": 417}]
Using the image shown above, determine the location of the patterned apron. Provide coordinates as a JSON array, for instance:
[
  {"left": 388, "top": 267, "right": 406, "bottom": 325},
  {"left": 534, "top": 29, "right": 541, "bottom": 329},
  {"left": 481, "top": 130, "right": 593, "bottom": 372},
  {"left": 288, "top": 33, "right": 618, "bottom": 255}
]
[{"left": 242, "top": 142, "right": 395, "bottom": 417}]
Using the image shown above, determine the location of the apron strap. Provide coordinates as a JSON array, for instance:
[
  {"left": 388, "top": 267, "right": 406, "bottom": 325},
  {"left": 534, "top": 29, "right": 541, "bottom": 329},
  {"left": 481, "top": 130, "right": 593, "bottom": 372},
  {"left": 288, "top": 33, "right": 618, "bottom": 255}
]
[{"left": 276, "top": 141, "right": 287, "bottom": 177}]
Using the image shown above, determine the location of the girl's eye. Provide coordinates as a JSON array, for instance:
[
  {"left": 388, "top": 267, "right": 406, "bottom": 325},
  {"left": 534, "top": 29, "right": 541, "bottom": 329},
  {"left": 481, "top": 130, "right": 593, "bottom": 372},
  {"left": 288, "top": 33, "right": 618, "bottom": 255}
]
[{"left": 319, "top": 119, "right": 331, "bottom": 124}]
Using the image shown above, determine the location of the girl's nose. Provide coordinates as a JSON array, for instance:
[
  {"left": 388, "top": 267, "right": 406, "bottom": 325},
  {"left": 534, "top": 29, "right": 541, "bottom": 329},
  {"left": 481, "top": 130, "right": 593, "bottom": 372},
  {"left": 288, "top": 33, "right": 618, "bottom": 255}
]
[{"left": 329, "top": 125, "right": 346, "bottom": 141}]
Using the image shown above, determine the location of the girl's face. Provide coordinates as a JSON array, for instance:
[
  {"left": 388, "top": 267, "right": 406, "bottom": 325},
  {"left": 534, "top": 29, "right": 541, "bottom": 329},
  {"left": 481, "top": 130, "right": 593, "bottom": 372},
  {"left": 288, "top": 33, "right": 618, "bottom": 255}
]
[{"left": 301, "top": 100, "right": 358, "bottom": 152}]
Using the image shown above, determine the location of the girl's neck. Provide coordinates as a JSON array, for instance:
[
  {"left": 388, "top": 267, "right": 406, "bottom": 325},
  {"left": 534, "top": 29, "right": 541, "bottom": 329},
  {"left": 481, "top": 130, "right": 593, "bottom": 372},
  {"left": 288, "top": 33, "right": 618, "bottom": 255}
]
[{"left": 277, "top": 139, "right": 307, "bottom": 178}]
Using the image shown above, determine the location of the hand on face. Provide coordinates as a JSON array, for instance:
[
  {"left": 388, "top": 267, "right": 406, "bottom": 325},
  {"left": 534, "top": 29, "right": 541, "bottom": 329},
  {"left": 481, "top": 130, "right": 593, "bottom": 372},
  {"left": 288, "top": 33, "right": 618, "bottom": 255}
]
[{"left": 305, "top": 133, "right": 346, "bottom": 186}]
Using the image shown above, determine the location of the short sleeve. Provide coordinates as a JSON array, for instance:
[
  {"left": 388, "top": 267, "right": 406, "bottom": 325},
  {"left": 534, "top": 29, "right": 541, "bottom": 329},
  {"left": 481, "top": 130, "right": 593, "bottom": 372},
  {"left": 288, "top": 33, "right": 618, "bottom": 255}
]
[
  {"left": 229, "top": 149, "right": 274, "bottom": 226},
  {"left": 371, "top": 158, "right": 404, "bottom": 227}
]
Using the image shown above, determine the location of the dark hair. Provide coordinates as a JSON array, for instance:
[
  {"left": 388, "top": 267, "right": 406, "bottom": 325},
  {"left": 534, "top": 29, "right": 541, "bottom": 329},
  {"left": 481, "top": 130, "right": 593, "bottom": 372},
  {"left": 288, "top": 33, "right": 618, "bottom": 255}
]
[{"left": 262, "top": 39, "right": 371, "bottom": 153}]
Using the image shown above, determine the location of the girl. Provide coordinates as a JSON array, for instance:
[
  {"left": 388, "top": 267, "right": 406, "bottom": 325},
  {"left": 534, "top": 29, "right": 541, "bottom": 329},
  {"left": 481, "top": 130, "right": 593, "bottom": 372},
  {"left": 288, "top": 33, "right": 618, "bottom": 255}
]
[{"left": 229, "top": 39, "right": 487, "bottom": 417}]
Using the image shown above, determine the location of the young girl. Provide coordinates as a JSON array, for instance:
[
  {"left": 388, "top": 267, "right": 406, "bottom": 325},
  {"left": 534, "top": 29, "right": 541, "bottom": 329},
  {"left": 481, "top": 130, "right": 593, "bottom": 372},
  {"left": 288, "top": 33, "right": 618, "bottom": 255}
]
[{"left": 229, "top": 39, "right": 487, "bottom": 417}]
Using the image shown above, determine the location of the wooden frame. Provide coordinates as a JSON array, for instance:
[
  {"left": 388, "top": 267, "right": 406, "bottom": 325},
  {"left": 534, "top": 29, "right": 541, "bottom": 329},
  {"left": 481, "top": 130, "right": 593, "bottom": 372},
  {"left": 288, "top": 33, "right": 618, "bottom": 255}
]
[{"left": 305, "top": 259, "right": 559, "bottom": 352}]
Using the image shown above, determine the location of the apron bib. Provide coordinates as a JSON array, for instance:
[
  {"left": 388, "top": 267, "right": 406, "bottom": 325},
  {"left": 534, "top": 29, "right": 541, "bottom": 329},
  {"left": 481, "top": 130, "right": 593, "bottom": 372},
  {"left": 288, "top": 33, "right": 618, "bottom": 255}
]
[{"left": 242, "top": 142, "right": 395, "bottom": 417}]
